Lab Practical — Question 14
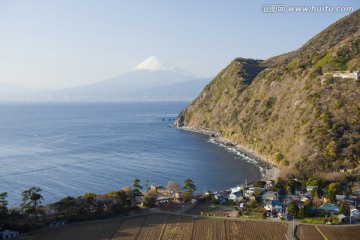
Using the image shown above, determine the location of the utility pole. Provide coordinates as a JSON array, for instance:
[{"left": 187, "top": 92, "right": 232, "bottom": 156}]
[
  {"left": 292, "top": 216, "right": 295, "bottom": 236},
  {"left": 349, "top": 207, "right": 351, "bottom": 224}
]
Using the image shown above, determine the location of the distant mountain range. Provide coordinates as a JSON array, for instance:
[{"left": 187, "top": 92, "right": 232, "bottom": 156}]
[{"left": 0, "top": 56, "right": 211, "bottom": 102}]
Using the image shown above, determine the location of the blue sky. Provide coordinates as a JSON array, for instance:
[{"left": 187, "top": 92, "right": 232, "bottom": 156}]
[{"left": 0, "top": 0, "right": 359, "bottom": 89}]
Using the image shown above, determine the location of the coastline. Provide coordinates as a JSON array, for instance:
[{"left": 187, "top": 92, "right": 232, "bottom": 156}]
[{"left": 175, "top": 126, "right": 279, "bottom": 182}]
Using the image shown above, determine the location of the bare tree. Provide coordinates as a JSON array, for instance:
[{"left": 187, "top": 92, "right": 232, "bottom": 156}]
[{"left": 166, "top": 181, "right": 180, "bottom": 198}]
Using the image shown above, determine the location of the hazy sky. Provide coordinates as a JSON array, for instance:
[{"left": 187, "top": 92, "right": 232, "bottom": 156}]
[{"left": 0, "top": 0, "right": 359, "bottom": 89}]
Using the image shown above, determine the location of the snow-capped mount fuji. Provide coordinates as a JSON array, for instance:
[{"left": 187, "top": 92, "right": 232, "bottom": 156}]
[
  {"left": 1, "top": 57, "right": 211, "bottom": 102},
  {"left": 131, "top": 56, "right": 170, "bottom": 72},
  {"left": 131, "top": 56, "right": 194, "bottom": 77}
]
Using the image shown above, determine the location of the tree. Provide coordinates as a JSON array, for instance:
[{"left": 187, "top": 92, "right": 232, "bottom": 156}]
[
  {"left": 270, "top": 178, "right": 286, "bottom": 194},
  {"left": 252, "top": 181, "right": 266, "bottom": 188},
  {"left": 142, "top": 190, "right": 157, "bottom": 208},
  {"left": 306, "top": 177, "right": 319, "bottom": 187},
  {"left": 286, "top": 179, "right": 301, "bottom": 195},
  {"left": 121, "top": 186, "right": 133, "bottom": 206},
  {"left": 20, "top": 187, "right": 43, "bottom": 215},
  {"left": 339, "top": 200, "right": 349, "bottom": 215},
  {"left": 132, "top": 178, "right": 142, "bottom": 201},
  {"left": 83, "top": 193, "right": 97, "bottom": 212},
  {"left": 302, "top": 200, "right": 313, "bottom": 218},
  {"left": 287, "top": 201, "right": 299, "bottom": 217},
  {"left": 249, "top": 199, "right": 258, "bottom": 208},
  {"left": 133, "top": 178, "right": 143, "bottom": 190},
  {"left": 311, "top": 187, "right": 321, "bottom": 198},
  {"left": 180, "top": 192, "right": 193, "bottom": 202},
  {"left": 326, "top": 183, "right": 339, "bottom": 203},
  {"left": 182, "top": 179, "right": 196, "bottom": 194},
  {"left": 0, "top": 192, "right": 8, "bottom": 219},
  {"left": 121, "top": 186, "right": 133, "bottom": 197},
  {"left": 131, "top": 179, "right": 143, "bottom": 206},
  {"left": 167, "top": 181, "right": 180, "bottom": 198},
  {"left": 55, "top": 196, "right": 75, "bottom": 218}
]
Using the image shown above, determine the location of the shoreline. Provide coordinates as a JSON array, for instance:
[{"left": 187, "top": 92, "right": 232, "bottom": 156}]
[{"left": 175, "top": 126, "right": 279, "bottom": 182}]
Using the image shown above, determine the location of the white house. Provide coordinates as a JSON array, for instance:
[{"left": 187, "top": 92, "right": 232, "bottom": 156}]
[
  {"left": 350, "top": 207, "right": 360, "bottom": 219},
  {"left": 301, "top": 196, "right": 311, "bottom": 202},
  {"left": 229, "top": 191, "right": 243, "bottom": 201},
  {"left": 306, "top": 185, "right": 317, "bottom": 192},
  {"left": 264, "top": 200, "right": 282, "bottom": 213},
  {"left": 332, "top": 71, "right": 360, "bottom": 80},
  {"left": 0, "top": 230, "right": 19, "bottom": 239},
  {"left": 335, "top": 195, "right": 345, "bottom": 202},
  {"left": 230, "top": 186, "right": 241, "bottom": 193}
]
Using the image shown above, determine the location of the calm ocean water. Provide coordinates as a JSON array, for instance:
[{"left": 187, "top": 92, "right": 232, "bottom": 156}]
[{"left": 0, "top": 102, "right": 261, "bottom": 206}]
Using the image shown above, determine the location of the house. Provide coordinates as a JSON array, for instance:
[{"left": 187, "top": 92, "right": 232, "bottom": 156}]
[
  {"left": 214, "top": 193, "right": 228, "bottom": 204},
  {"left": 295, "top": 190, "right": 306, "bottom": 195},
  {"left": 335, "top": 195, "right": 345, "bottom": 202},
  {"left": 230, "top": 186, "right": 242, "bottom": 193},
  {"left": 244, "top": 188, "right": 255, "bottom": 195},
  {"left": 344, "top": 196, "right": 356, "bottom": 205},
  {"left": 332, "top": 71, "right": 360, "bottom": 80},
  {"left": 0, "top": 230, "right": 19, "bottom": 239},
  {"left": 300, "top": 195, "right": 312, "bottom": 202},
  {"left": 338, "top": 214, "right": 347, "bottom": 223},
  {"left": 350, "top": 206, "right": 360, "bottom": 219},
  {"left": 306, "top": 185, "right": 317, "bottom": 192},
  {"left": 229, "top": 191, "right": 243, "bottom": 201},
  {"left": 318, "top": 203, "right": 340, "bottom": 213},
  {"left": 175, "top": 192, "right": 182, "bottom": 199},
  {"left": 264, "top": 200, "right": 283, "bottom": 213},
  {"left": 354, "top": 189, "right": 360, "bottom": 196},
  {"left": 262, "top": 191, "right": 278, "bottom": 201},
  {"left": 283, "top": 195, "right": 300, "bottom": 204}
]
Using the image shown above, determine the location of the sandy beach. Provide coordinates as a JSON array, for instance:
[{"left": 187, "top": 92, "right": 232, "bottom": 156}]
[{"left": 176, "top": 126, "right": 280, "bottom": 182}]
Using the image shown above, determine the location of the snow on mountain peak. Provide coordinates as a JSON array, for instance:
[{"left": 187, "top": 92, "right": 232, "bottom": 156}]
[
  {"left": 131, "top": 56, "right": 169, "bottom": 72},
  {"left": 130, "top": 56, "right": 198, "bottom": 78}
]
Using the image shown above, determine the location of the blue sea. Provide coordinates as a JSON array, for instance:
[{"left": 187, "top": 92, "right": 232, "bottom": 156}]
[{"left": 0, "top": 102, "right": 261, "bottom": 206}]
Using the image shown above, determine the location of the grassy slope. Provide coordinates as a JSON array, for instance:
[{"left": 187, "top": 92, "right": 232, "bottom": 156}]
[{"left": 177, "top": 10, "right": 360, "bottom": 179}]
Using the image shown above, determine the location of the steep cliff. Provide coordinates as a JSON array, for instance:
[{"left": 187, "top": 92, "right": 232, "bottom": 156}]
[{"left": 177, "top": 10, "right": 360, "bottom": 178}]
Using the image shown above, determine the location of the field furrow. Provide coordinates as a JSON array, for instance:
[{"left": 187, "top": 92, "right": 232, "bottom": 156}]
[
  {"left": 295, "top": 225, "right": 324, "bottom": 240},
  {"left": 111, "top": 216, "right": 146, "bottom": 240},
  {"left": 136, "top": 214, "right": 168, "bottom": 240},
  {"left": 318, "top": 225, "right": 360, "bottom": 240},
  {"left": 225, "top": 220, "right": 245, "bottom": 239},
  {"left": 161, "top": 215, "right": 194, "bottom": 240}
]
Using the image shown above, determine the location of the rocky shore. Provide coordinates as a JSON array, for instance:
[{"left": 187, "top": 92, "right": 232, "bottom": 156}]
[{"left": 175, "top": 126, "right": 279, "bottom": 181}]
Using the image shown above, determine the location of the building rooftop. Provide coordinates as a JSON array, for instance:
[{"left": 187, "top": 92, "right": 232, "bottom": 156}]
[{"left": 318, "top": 203, "right": 340, "bottom": 213}]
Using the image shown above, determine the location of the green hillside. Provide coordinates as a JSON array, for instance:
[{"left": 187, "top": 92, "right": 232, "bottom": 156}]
[{"left": 176, "top": 10, "right": 360, "bottom": 179}]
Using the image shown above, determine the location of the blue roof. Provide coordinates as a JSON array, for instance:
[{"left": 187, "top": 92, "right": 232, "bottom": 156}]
[
  {"left": 318, "top": 203, "right": 339, "bottom": 212},
  {"left": 231, "top": 191, "right": 242, "bottom": 197},
  {"left": 270, "top": 200, "right": 281, "bottom": 205}
]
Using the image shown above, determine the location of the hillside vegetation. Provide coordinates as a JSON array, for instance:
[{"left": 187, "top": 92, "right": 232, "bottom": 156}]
[{"left": 177, "top": 9, "right": 360, "bottom": 178}]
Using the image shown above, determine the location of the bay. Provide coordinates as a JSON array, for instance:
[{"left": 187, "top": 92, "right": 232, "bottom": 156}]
[{"left": 0, "top": 102, "right": 261, "bottom": 206}]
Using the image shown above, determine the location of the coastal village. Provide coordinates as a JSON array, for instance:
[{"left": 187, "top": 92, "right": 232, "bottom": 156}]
[
  {"left": 1, "top": 171, "right": 360, "bottom": 239},
  {"left": 151, "top": 175, "right": 360, "bottom": 226}
]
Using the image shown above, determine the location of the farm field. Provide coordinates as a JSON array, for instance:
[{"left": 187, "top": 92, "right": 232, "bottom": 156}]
[
  {"left": 295, "top": 224, "right": 360, "bottom": 240},
  {"left": 22, "top": 214, "right": 360, "bottom": 240},
  {"left": 22, "top": 214, "right": 287, "bottom": 240}
]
